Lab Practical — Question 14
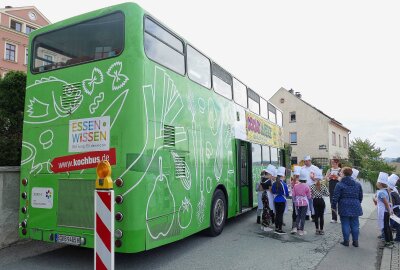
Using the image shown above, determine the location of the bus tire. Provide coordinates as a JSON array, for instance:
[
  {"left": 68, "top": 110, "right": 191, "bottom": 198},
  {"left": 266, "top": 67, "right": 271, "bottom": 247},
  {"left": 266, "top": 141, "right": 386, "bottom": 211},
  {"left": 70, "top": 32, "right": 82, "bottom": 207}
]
[{"left": 208, "top": 189, "right": 227, "bottom": 236}]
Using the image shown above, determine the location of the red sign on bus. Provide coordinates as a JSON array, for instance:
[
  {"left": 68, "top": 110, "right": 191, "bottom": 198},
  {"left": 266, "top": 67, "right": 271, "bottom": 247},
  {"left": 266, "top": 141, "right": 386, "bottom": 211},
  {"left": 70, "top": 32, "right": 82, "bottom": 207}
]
[{"left": 50, "top": 148, "right": 116, "bottom": 173}]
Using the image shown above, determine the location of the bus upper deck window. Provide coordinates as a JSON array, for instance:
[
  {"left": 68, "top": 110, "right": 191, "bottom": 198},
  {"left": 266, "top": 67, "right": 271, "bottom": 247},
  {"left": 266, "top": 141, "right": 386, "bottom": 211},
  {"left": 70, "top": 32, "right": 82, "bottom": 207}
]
[{"left": 32, "top": 12, "right": 124, "bottom": 73}]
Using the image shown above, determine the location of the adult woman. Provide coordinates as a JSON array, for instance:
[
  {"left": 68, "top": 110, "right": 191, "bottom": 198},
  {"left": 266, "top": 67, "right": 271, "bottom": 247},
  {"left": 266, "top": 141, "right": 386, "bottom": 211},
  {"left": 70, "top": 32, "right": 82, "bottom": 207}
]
[
  {"left": 332, "top": 167, "right": 363, "bottom": 247},
  {"left": 325, "top": 158, "right": 341, "bottom": 223}
]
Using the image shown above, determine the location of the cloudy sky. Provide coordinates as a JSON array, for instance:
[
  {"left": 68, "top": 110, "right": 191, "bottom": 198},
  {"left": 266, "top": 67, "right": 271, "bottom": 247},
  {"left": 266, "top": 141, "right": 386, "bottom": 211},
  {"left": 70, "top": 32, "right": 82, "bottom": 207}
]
[{"left": 7, "top": 0, "right": 400, "bottom": 157}]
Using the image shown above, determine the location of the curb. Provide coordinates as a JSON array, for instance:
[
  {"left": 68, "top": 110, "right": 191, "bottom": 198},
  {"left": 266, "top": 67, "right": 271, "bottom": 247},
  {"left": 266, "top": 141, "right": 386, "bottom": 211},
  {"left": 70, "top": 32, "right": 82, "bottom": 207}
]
[
  {"left": 380, "top": 246, "right": 392, "bottom": 270},
  {"left": 381, "top": 243, "right": 400, "bottom": 270}
]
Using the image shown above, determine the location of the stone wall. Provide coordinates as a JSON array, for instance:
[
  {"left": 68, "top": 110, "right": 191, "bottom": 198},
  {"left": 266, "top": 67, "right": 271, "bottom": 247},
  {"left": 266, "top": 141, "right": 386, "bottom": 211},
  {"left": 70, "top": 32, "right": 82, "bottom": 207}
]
[{"left": 0, "top": 166, "right": 20, "bottom": 248}]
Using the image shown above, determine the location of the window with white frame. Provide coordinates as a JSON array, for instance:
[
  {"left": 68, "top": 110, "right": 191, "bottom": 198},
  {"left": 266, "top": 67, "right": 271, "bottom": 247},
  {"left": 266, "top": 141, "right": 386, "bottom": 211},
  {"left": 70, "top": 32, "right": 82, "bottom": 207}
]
[
  {"left": 10, "top": 20, "right": 22, "bottom": 32},
  {"left": 5, "top": 43, "right": 16, "bottom": 62},
  {"left": 339, "top": 134, "right": 341, "bottom": 147},
  {"left": 26, "top": 25, "right": 36, "bottom": 34},
  {"left": 290, "top": 132, "right": 297, "bottom": 144},
  {"left": 344, "top": 136, "right": 347, "bottom": 148},
  {"left": 332, "top": 131, "right": 336, "bottom": 146}
]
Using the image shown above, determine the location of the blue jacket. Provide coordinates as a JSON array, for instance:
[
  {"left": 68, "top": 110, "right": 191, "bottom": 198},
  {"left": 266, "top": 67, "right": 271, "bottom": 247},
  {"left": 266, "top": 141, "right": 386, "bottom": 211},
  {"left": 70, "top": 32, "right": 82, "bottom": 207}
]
[
  {"left": 332, "top": 176, "right": 363, "bottom": 217},
  {"left": 272, "top": 181, "right": 289, "bottom": 203}
]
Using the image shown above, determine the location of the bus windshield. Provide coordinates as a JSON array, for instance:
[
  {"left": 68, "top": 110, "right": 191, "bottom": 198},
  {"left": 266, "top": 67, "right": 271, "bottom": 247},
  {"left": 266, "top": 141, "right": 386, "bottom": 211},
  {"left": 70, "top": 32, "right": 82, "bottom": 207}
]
[{"left": 32, "top": 12, "right": 124, "bottom": 73}]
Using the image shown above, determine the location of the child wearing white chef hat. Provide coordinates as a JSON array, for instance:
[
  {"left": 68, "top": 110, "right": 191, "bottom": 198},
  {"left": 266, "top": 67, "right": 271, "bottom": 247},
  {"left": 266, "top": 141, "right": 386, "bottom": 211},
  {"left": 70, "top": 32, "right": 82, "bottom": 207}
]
[
  {"left": 290, "top": 166, "right": 301, "bottom": 233},
  {"left": 388, "top": 174, "right": 400, "bottom": 242},
  {"left": 374, "top": 172, "right": 393, "bottom": 248},
  {"left": 310, "top": 169, "right": 330, "bottom": 235}
]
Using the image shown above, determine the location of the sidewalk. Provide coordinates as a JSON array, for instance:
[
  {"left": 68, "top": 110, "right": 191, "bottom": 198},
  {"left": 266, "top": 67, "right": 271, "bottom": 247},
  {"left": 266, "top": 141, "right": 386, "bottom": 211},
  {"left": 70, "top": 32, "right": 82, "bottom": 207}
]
[
  {"left": 317, "top": 209, "right": 380, "bottom": 270},
  {"left": 380, "top": 242, "right": 400, "bottom": 270}
]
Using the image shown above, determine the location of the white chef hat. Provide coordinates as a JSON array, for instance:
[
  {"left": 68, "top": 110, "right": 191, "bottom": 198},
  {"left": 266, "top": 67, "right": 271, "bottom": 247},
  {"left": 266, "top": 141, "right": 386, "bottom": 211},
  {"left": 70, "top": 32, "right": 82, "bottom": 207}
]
[
  {"left": 388, "top": 174, "right": 399, "bottom": 189},
  {"left": 304, "top": 155, "right": 311, "bottom": 161},
  {"left": 272, "top": 167, "right": 278, "bottom": 177},
  {"left": 351, "top": 168, "right": 359, "bottom": 180},
  {"left": 277, "top": 166, "right": 286, "bottom": 176},
  {"left": 377, "top": 172, "right": 389, "bottom": 185},
  {"left": 389, "top": 174, "right": 399, "bottom": 184},
  {"left": 314, "top": 168, "right": 323, "bottom": 180},
  {"left": 293, "top": 166, "right": 301, "bottom": 176},
  {"left": 299, "top": 168, "right": 308, "bottom": 181},
  {"left": 266, "top": 164, "right": 276, "bottom": 176}
]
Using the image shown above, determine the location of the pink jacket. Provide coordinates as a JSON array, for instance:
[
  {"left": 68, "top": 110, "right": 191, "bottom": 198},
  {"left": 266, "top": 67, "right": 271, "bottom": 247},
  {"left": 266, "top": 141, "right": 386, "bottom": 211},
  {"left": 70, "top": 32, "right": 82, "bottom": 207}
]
[{"left": 292, "top": 183, "right": 311, "bottom": 207}]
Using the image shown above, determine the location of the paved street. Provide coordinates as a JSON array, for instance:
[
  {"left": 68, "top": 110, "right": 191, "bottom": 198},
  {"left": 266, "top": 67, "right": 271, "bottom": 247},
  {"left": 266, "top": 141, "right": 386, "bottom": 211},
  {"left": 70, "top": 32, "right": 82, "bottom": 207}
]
[{"left": 1, "top": 193, "right": 379, "bottom": 270}]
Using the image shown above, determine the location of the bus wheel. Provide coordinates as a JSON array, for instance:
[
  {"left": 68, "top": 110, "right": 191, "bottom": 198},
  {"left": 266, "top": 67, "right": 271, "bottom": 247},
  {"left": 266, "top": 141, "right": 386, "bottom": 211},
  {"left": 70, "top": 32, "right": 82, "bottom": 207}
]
[{"left": 208, "top": 189, "right": 226, "bottom": 236}]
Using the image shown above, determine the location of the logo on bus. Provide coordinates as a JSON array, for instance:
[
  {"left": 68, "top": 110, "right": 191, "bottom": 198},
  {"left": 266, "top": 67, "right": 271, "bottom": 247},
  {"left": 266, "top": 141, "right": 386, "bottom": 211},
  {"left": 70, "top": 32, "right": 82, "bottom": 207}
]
[{"left": 69, "top": 116, "right": 110, "bottom": 152}]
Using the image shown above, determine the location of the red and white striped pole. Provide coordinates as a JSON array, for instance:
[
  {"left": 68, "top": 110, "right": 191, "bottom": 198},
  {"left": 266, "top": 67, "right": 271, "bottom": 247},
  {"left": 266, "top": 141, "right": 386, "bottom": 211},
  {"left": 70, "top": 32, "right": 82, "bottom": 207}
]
[{"left": 95, "top": 161, "right": 114, "bottom": 270}]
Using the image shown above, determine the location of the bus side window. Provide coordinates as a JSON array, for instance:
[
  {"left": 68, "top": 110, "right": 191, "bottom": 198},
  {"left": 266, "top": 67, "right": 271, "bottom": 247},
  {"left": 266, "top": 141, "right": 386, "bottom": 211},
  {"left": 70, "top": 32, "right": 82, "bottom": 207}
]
[
  {"left": 144, "top": 17, "right": 185, "bottom": 75},
  {"left": 212, "top": 62, "right": 232, "bottom": 99}
]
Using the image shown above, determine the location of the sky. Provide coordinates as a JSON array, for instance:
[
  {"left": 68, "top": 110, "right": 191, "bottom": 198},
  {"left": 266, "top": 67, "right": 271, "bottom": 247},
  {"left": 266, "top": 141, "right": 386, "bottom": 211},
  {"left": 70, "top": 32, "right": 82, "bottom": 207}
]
[{"left": 6, "top": 0, "right": 400, "bottom": 157}]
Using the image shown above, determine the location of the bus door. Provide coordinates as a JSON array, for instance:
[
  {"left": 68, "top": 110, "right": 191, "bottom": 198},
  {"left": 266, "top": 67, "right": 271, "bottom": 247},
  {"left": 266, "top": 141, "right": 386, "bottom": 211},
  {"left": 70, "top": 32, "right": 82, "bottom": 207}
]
[{"left": 237, "top": 140, "right": 252, "bottom": 213}]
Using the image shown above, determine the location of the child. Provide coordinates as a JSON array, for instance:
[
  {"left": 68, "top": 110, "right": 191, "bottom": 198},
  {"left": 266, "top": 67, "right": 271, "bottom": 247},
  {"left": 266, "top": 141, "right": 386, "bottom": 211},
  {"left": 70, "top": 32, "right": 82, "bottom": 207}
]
[
  {"left": 374, "top": 172, "right": 394, "bottom": 248},
  {"left": 266, "top": 164, "right": 277, "bottom": 225},
  {"left": 388, "top": 174, "right": 400, "bottom": 241},
  {"left": 310, "top": 169, "right": 330, "bottom": 235},
  {"left": 292, "top": 168, "right": 311, "bottom": 236},
  {"left": 272, "top": 166, "right": 290, "bottom": 234},
  {"left": 260, "top": 165, "right": 276, "bottom": 231},
  {"left": 256, "top": 170, "right": 266, "bottom": 224},
  {"left": 290, "top": 166, "right": 301, "bottom": 234}
]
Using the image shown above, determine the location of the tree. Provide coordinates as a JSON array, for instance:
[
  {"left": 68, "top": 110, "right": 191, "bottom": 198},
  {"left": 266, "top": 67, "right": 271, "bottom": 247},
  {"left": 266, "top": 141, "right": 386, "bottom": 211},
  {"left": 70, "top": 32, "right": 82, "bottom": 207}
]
[
  {"left": 349, "top": 138, "right": 396, "bottom": 186},
  {"left": 0, "top": 71, "right": 26, "bottom": 166}
]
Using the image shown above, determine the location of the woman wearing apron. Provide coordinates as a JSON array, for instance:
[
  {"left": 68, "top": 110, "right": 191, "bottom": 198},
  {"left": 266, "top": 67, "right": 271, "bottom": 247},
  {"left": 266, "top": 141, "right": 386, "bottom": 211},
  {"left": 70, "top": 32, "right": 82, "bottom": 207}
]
[
  {"left": 325, "top": 158, "right": 341, "bottom": 223},
  {"left": 292, "top": 168, "right": 311, "bottom": 236}
]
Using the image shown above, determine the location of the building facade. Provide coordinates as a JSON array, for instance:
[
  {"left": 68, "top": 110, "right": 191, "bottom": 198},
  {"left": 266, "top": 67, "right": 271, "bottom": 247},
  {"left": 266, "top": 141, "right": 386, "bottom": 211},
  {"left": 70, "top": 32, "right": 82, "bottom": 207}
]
[
  {"left": 0, "top": 6, "right": 50, "bottom": 77},
  {"left": 269, "top": 87, "right": 350, "bottom": 167}
]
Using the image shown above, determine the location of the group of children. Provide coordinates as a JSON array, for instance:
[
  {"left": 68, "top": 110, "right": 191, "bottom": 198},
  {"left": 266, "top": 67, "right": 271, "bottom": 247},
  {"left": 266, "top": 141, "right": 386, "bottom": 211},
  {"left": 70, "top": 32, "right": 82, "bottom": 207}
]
[
  {"left": 256, "top": 162, "right": 400, "bottom": 247},
  {"left": 374, "top": 172, "right": 400, "bottom": 248},
  {"left": 256, "top": 163, "right": 331, "bottom": 235}
]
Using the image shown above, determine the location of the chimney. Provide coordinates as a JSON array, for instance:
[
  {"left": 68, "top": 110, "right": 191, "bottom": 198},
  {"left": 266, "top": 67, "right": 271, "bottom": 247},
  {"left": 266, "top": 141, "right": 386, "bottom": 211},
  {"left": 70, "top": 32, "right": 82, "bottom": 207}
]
[
  {"left": 295, "top": 92, "right": 302, "bottom": 99},
  {"left": 5, "top": 6, "right": 12, "bottom": 8},
  {"left": 288, "top": 88, "right": 294, "bottom": 94}
]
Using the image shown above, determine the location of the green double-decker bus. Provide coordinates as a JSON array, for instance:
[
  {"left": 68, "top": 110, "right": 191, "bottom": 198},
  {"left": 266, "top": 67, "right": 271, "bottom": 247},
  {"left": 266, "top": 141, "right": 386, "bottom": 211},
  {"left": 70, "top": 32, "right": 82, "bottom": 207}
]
[{"left": 19, "top": 2, "right": 284, "bottom": 253}]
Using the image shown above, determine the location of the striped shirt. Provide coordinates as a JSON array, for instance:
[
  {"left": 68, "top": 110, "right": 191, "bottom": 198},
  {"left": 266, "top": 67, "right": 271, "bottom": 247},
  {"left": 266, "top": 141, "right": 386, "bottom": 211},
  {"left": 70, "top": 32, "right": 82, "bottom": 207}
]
[{"left": 310, "top": 184, "right": 330, "bottom": 199}]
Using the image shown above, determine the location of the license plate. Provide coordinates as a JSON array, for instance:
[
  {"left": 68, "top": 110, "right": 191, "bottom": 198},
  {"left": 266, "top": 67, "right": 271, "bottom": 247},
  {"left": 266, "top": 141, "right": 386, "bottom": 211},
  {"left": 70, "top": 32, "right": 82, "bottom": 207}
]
[{"left": 55, "top": 234, "right": 81, "bottom": 246}]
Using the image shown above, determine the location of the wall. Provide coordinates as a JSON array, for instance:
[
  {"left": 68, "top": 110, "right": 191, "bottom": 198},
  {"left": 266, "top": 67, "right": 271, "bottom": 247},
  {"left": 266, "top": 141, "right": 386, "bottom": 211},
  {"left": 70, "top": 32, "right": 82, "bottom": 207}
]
[
  {"left": 328, "top": 122, "right": 350, "bottom": 159},
  {"left": 270, "top": 88, "right": 330, "bottom": 162},
  {"left": 0, "top": 166, "right": 20, "bottom": 248}
]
